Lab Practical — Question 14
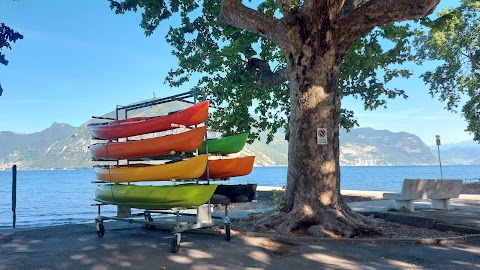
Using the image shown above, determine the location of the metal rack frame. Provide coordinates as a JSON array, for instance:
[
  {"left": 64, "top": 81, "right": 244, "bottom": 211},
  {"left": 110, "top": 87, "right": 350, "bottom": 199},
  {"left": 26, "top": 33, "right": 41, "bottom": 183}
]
[{"left": 91, "top": 90, "right": 231, "bottom": 253}]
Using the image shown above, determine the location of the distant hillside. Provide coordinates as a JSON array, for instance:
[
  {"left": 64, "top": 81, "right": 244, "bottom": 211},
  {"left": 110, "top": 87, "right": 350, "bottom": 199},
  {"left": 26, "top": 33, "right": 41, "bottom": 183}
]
[
  {"left": 340, "top": 128, "right": 438, "bottom": 166},
  {"left": 236, "top": 127, "right": 439, "bottom": 166},
  {"left": 0, "top": 122, "right": 76, "bottom": 155},
  {"left": 0, "top": 123, "right": 78, "bottom": 169},
  {"left": 429, "top": 141, "right": 480, "bottom": 165},
  {"left": 0, "top": 101, "right": 477, "bottom": 169}
]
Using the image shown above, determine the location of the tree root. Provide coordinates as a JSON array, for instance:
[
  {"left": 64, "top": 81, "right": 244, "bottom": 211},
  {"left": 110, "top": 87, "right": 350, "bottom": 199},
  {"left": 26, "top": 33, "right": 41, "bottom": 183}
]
[{"left": 263, "top": 203, "right": 383, "bottom": 238}]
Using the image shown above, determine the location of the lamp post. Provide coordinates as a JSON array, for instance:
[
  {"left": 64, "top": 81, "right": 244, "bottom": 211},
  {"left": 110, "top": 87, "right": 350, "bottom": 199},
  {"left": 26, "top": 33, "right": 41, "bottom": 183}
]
[{"left": 436, "top": 135, "right": 443, "bottom": 179}]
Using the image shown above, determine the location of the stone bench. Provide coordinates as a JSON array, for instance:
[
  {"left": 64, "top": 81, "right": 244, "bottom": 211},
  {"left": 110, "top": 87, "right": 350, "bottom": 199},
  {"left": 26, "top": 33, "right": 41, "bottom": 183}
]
[{"left": 382, "top": 179, "right": 463, "bottom": 212}]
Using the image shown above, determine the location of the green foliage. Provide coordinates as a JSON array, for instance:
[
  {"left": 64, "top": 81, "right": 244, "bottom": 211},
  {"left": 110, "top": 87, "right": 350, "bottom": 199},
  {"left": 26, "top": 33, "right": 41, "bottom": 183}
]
[
  {"left": 0, "top": 22, "right": 23, "bottom": 95},
  {"left": 109, "top": 1, "right": 417, "bottom": 141},
  {"left": 387, "top": 205, "right": 411, "bottom": 212},
  {"left": 0, "top": 23, "right": 23, "bottom": 66},
  {"left": 340, "top": 23, "right": 412, "bottom": 126},
  {"left": 414, "top": 0, "right": 480, "bottom": 140},
  {"left": 272, "top": 187, "right": 286, "bottom": 211}
]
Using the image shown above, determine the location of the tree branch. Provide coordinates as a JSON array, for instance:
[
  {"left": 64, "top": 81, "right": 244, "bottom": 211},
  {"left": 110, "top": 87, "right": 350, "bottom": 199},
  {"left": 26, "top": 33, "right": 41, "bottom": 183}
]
[
  {"left": 335, "top": 0, "right": 439, "bottom": 53},
  {"left": 301, "top": 0, "right": 348, "bottom": 21},
  {"left": 339, "top": 0, "right": 364, "bottom": 16},
  {"left": 468, "top": 49, "right": 480, "bottom": 70},
  {"left": 218, "top": 0, "right": 283, "bottom": 46},
  {"left": 277, "top": 0, "right": 300, "bottom": 15},
  {"left": 246, "top": 58, "right": 288, "bottom": 86}
]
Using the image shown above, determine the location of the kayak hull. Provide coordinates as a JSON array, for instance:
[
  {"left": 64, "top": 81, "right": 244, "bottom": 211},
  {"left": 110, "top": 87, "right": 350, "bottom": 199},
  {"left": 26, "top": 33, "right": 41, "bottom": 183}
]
[
  {"left": 198, "top": 133, "right": 248, "bottom": 154},
  {"left": 210, "top": 184, "right": 257, "bottom": 204},
  {"left": 88, "top": 100, "right": 209, "bottom": 139},
  {"left": 90, "top": 126, "right": 206, "bottom": 161},
  {"left": 202, "top": 156, "right": 255, "bottom": 179},
  {"left": 95, "top": 183, "right": 218, "bottom": 210},
  {"left": 94, "top": 155, "right": 208, "bottom": 183}
]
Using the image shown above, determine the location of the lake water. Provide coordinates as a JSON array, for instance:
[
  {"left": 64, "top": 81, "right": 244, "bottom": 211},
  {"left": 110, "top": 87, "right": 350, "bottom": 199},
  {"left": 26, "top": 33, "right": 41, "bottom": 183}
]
[{"left": 1, "top": 165, "right": 479, "bottom": 229}]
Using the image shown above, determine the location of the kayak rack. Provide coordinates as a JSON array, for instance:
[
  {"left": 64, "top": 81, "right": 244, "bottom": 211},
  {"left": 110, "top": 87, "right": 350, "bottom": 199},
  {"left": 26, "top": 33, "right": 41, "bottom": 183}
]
[
  {"left": 115, "top": 91, "right": 196, "bottom": 119},
  {"left": 93, "top": 202, "right": 232, "bottom": 253},
  {"left": 90, "top": 89, "right": 233, "bottom": 253}
]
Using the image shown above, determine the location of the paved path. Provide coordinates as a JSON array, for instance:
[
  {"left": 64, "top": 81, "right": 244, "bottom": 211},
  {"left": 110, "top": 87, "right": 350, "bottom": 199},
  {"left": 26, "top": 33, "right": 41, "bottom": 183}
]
[
  {"left": 1, "top": 223, "right": 480, "bottom": 270},
  {"left": 2, "top": 190, "right": 480, "bottom": 269}
]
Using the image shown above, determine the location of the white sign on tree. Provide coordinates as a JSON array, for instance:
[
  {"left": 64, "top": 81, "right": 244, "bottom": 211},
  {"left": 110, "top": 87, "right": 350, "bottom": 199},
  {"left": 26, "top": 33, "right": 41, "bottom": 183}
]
[{"left": 317, "top": 128, "right": 327, "bottom": 145}]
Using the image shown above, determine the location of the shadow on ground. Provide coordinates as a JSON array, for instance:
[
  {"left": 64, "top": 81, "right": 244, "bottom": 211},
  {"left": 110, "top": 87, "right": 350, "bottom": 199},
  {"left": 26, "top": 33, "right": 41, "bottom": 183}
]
[{"left": 1, "top": 222, "right": 480, "bottom": 270}]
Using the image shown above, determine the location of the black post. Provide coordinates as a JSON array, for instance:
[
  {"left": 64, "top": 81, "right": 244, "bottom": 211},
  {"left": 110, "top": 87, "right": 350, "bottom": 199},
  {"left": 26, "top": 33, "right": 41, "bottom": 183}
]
[
  {"left": 12, "top": 165, "right": 17, "bottom": 228},
  {"left": 436, "top": 135, "right": 443, "bottom": 179}
]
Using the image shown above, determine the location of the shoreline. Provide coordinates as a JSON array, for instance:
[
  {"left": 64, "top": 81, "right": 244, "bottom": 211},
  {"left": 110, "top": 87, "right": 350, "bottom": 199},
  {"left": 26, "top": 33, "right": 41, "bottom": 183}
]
[
  {"left": 2, "top": 184, "right": 479, "bottom": 230},
  {"left": 2, "top": 164, "right": 480, "bottom": 171}
]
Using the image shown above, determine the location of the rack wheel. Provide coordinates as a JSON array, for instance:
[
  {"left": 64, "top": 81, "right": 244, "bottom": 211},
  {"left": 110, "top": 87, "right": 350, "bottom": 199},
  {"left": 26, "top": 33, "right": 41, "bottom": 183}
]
[
  {"left": 145, "top": 216, "right": 154, "bottom": 229},
  {"left": 224, "top": 224, "right": 231, "bottom": 241},
  {"left": 171, "top": 233, "right": 181, "bottom": 253},
  {"left": 96, "top": 223, "right": 105, "bottom": 237}
]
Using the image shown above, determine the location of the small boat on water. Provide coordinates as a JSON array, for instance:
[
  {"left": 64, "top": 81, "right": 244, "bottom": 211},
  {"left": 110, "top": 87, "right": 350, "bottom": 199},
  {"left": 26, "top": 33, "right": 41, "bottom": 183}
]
[
  {"left": 201, "top": 156, "right": 255, "bottom": 179},
  {"left": 94, "top": 155, "right": 208, "bottom": 183},
  {"left": 198, "top": 133, "right": 249, "bottom": 154},
  {"left": 88, "top": 100, "right": 209, "bottom": 140},
  {"left": 95, "top": 183, "right": 218, "bottom": 210},
  {"left": 90, "top": 126, "right": 206, "bottom": 161},
  {"left": 210, "top": 184, "right": 257, "bottom": 204}
]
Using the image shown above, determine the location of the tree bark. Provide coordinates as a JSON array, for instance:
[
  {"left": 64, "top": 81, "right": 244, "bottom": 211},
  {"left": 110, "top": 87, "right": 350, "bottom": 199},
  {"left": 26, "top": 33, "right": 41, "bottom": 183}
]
[
  {"left": 246, "top": 58, "right": 288, "bottom": 86},
  {"left": 267, "top": 13, "right": 377, "bottom": 237}
]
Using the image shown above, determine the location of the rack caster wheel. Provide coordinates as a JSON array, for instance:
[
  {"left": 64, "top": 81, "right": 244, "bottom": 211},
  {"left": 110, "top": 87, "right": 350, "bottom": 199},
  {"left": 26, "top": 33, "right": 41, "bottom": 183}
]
[
  {"left": 145, "top": 216, "right": 154, "bottom": 229},
  {"left": 171, "top": 233, "right": 181, "bottom": 253},
  {"left": 224, "top": 224, "right": 231, "bottom": 241},
  {"left": 96, "top": 223, "right": 105, "bottom": 237}
]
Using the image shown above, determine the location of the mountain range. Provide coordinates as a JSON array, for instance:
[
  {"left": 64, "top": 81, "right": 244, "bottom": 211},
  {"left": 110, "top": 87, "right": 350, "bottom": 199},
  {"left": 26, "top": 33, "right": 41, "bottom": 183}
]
[{"left": 1, "top": 103, "right": 479, "bottom": 170}]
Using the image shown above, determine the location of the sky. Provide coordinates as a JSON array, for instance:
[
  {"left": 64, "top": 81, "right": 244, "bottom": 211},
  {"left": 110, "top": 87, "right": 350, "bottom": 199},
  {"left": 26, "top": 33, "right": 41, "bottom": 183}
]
[{"left": 0, "top": 0, "right": 473, "bottom": 145}]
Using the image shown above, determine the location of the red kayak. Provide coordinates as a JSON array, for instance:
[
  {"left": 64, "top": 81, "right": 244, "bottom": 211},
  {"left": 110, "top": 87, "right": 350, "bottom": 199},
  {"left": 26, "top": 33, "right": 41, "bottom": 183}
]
[{"left": 88, "top": 100, "right": 209, "bottom": 139}]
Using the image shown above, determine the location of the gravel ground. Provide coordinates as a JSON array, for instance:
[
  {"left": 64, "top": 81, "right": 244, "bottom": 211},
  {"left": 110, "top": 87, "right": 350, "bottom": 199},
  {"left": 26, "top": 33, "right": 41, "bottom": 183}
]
[
  {"left": 226, "top": 182, "right": 480, "bottom": 239},
  {"left": 461, "top": 182, "right": 480, "bottom": 194}
]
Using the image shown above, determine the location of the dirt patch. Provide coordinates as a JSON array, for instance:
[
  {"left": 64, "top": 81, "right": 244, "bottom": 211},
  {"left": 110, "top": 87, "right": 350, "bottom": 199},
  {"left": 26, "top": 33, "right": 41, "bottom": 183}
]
[
  {"left": 462, "top": 182, "right": 480, "bottom": 194},
  {"left": 226, "top": 184, "right": 480, "bottom": 239},
  {"left": 230, "top": 210, "right": 467, "bottom": 239},
  {"left": 258, "top": 239, "right": 299, "bottom": 258}
]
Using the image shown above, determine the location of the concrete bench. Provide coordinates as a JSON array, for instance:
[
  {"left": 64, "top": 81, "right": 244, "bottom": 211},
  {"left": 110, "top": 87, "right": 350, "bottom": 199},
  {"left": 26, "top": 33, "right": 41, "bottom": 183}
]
[{"left": 383, "top": 179, "right": 463, "bottom": 212}]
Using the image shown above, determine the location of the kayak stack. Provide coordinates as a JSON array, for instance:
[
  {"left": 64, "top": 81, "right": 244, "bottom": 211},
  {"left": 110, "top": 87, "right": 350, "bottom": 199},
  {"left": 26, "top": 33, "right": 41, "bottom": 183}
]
[
  {"left": 87, "top": 100, "right": 257, "bottom": 209},
  {"left": 88, "top": 100, "right": 218, "bottom": 210}
]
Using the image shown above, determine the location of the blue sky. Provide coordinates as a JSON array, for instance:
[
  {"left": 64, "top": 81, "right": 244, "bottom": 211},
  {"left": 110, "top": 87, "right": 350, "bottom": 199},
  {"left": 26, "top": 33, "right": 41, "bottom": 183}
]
[{"left": 0, "top": 0, "right": 473, "bottom": 145}]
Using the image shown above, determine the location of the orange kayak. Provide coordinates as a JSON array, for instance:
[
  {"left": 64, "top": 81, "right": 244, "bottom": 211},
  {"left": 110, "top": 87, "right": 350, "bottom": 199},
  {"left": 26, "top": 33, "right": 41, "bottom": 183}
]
[
  {"left": 87, "top": 100, "right": 209, "bottom": 139},
  {"left": 90, "top": 126, "right": 206, "bottom": 161},
  {"left": 201, "top": 156, "right": 255, "bottom": 179}
]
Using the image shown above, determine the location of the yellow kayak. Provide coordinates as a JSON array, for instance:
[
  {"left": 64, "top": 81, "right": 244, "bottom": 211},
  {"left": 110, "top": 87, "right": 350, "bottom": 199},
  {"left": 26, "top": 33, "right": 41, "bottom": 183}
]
[{"left": 94, "top": 155, "right": 208, "bottom": 183}]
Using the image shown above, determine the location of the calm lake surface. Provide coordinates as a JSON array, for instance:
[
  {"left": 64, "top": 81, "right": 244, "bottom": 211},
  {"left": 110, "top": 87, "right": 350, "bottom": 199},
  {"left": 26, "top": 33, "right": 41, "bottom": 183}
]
[{"left": 1, "top": 165, "right": 479, "bottom": 229}]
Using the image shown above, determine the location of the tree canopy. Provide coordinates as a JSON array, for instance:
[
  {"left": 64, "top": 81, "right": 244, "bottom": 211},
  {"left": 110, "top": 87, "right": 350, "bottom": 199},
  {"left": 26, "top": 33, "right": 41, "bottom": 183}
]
[
  {"left": 414, "top": 0, "right": 480, "bottom": 140},
  {"left": 109, "top": 0, "right": 440, "bottom": 237},
  {"left": 109, "top": 0, "right": 417, "bottom": 142}
]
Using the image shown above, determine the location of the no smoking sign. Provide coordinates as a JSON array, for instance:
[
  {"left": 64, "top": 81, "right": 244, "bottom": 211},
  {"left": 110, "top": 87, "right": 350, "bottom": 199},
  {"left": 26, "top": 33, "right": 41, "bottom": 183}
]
[{"left": 317, "top": 128, "right": 328, "bottom": 145}]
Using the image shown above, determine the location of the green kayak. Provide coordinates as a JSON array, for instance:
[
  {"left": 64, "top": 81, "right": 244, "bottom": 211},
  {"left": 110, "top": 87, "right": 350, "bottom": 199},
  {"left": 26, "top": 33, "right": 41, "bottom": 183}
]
[
  {"left": 95, "top": 183, "right": 218, "bottom": 210},
  {"left": 198, "top": 133, "right": 248, "bottom": 154}
]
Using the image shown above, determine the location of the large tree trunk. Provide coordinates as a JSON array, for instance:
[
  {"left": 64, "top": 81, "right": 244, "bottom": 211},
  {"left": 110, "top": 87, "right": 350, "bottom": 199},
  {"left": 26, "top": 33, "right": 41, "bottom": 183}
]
[
  {"left": 217, "top": 0, "right": 440, "bottom": 238},
  {"left": 268, "top": 16, "right": 379, "bottom": 238}
]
